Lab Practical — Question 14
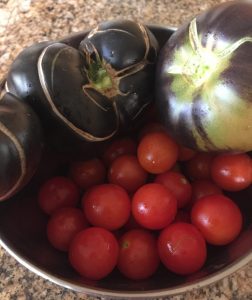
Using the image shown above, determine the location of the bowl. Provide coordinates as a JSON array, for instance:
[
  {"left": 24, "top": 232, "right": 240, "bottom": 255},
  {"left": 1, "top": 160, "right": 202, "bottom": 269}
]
[{"left": 1, "top": 25, "right": 252, "bottom": 299}]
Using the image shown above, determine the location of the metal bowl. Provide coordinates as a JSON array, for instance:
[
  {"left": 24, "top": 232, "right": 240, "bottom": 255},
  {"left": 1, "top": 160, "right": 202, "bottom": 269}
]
[{"left": 1, "top": 25, "right": 252, "bottom": 299}]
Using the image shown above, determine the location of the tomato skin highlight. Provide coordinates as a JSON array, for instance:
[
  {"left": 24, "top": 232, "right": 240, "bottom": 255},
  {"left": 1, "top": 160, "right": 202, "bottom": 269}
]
[
  {"left": 210, "top": 153, "right": 252, "bottom": 191},
  {"left": 83, "top": 184, "right": 131, "bottom": 230},
  {"left": 132, "top": 183, "right": 177, "bottom": 230},
  {"left": 158, "top": 222, "right": 207, "bottom": 275},
  {"left": 137, "top": 132, "right": 178, "bottom": 174},
  {"left": 117, "top": 229, "right": 160, "bottom": 280},
  {"left": 69, "top": 227, "right": 119, "bottom": 280},
  {"left": 191, "top": 194, "right": 243, "bottom": 245}
]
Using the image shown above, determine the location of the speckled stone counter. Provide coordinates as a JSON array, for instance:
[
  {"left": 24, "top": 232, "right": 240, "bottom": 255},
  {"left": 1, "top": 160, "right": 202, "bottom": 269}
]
[{"left": 1, "top": 0, "right": 252, "bottom": 299}]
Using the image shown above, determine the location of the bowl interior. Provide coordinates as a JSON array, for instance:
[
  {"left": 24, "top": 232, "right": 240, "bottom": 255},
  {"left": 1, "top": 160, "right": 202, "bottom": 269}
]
[{"left": 0, "top": 26, "right": 252, "bottom": 298}]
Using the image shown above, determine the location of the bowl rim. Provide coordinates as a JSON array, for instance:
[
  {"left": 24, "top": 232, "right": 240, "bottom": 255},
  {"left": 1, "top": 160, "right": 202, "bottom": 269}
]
[
  {"left": 1, "top": 23, "right": 252, "bottom": 298},
  {"left": 1, "top": 235, "right": 252, "bottom": 298}
]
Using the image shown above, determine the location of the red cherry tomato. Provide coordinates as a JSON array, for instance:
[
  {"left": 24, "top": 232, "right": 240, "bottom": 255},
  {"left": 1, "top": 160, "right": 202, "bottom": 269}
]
[
  {"left": 117, "top": 229, "right": 160, "bottom": 280},
  {"left": 69, "top": 158, "right": 106, "bottom": 189},
  {"left": 137, "top": 132, "right": 179, "bottom": 174},
  {"left": 47, "top": 207, "right": 88, "bottom": 251},
  {"left": 69, "top": 227, "right": 119, "bottom": 280},
  {"left": 185, "top": 152, "right": 214, "bottom": 180},
  {"left": 102, "top": 137, "right": 137, "bottom": 166},
  {"left": 191, "top": 179, "right": 223, "bottom": 204},
  {"left": 38, "top": 176, "right": 79, "bottom": 215},
  {"left": 155, "top": 171, "right": 192, "bottom": 208},
  {"left": 108, "top": 154, "right": 148, "bottom": 193},
  {"left": 83, "top": 184, "right": 131, "bottom": 230},
  {"left": 177, "top": 145, "right": 196, "bottom": 161},
  {"left": 132, "top": 183, "right": 177, "bottom": 230},
  {"left": 191, "top": 194, "right": 243, "bottom": 245},
  {"left": 210, "top": 153, "right": 252, "bottom": 191},
  {"left": 158, "top": 222, "right": 207, "bottom": 275}
]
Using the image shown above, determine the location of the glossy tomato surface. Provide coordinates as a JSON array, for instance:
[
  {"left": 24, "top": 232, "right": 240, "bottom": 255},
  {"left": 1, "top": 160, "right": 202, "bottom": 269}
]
[
  {"left": 137, "top": 132, "right": 178, "bottom": 174},
  {"left": 83, "top": 184, "right": 131, "bottom": 230},
  {"left": 117, "top": 229, "right": 160, "bottom": 280},
  {"left": 191, "top": 194, "right": 243, "bottom": 245},
  {"left": 211, "top": 153, "right": 252, "bottom": 191},
  {"left": 69, "top": 227, "right": 119, "bottom": 280},
  {"left": 158, "top": 222, "right": 207, "bottom": 275},
  {"left": 132, "top": 183, "right": 177, "bottom": 230},
  {"left": 108, "top": 154, "right": 148, "bottom": 193}
]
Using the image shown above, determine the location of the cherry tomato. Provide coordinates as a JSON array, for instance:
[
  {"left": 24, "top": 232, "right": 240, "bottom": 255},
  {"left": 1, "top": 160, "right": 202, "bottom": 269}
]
[
  {"left": 191, "top": 179, "right": 223, "bottom": 204},
  {"left": 155, "top": 171, "right": 192, "bottom": 208},
  {"left": 69, "top": 227, "right": 119, "bottom": 280},
  {"left": 158, "top": 222, "right": 207, "bottom": 275},
  {"left": 185, "top": 152, "right": 214, "bottom": 180},
  {"left": 38, "top": 176, "right": 79, "bottom": 215},
  {"left": 47, "top": 207, "right": 88, "bottom": 251},
  {"left": 108, "top": 154, "right": 148, "bottom": 193},
  {"left": 191, "top": 194, "right": 243, "bottom": 245},
  {"left": 137, "top": 132, "right": 178, "bottom": 174},
  {"left": 132, "top": 183, "right": 177, "bottom": 230},
  {"left": 177, "top": 145, "right": 196, "bottom": 161},
  {"left": 210, "top": 153, "right": 252, "bottom": 191},
  {"left": 102, "top": 137, "right": 137, "bottom": 166},
  {"left": 83, "top": 184, "right": 131, "bottom": 230},
  {"left": 117, "top": 229, "right": 160, "bottom": 280},
  {"left": 69, "top": 158, "right": 106, "bottom": 189}
]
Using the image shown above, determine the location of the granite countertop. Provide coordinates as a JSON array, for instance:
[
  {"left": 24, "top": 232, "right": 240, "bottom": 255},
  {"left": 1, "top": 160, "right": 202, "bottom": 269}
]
[{"left": 1, "top": 0, "right": 252, "bottom": 299}]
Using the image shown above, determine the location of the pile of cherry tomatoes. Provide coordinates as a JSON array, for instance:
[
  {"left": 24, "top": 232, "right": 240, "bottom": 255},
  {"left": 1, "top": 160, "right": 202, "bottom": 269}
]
[{"left": 37, "top": 122, "right": 252, "bottom": 281}]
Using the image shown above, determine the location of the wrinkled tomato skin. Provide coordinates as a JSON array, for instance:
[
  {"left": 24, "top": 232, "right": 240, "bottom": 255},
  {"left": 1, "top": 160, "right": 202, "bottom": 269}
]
[
  {"left": 191, "top": 194, "right": 243, "bottom": 245},
  {"left": 117, "top": 229, "right": 160, "bottom": 280},
  {"left": 69, "top": 227, "right": 119, "bottom": 280},
  {"left": 158, "top": 222, "right": 207, "bottom": 275}
]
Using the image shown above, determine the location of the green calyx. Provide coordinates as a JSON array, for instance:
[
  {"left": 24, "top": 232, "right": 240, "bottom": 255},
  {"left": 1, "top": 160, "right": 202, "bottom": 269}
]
[
  {"left": 87, "top": 60, "right": 113, "bottom": 91},
  {"left": 166, "top": 18, "right": 252, "bottom": 103}
]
